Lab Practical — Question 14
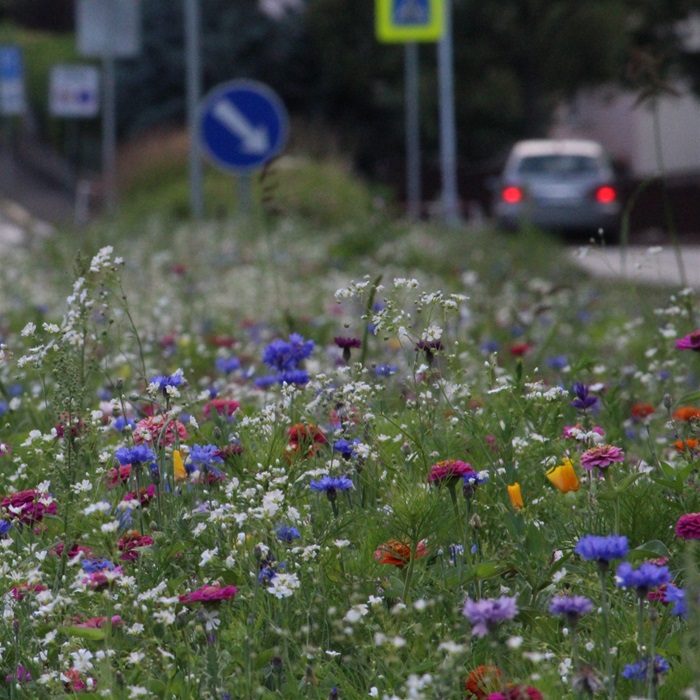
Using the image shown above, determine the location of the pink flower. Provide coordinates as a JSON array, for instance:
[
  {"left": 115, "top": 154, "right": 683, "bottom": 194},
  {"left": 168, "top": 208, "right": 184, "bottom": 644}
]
[
  {"left": 117, "top": 530, "right": 154, "bottom": 560},
  {"left": 106, "top": 464, "right": 131, "bottom": 488},
  {"left": 122, "top": 485, "right": 157, "bottom": 507},
  {"left": 675, "top": 512, "right": 700, "bottom": 540},
  {"left": 428, "top": 459, "right": 474, "bottom": 485},
  {"left": 675, "top": 330, "right": 700, "bottom": 351},
  {"left": 580, "top": 444, "right": 624, "bottom": 472},
  {"left": 133, "top": 414, "right": 188, "bottom": 447},
  {"left": 75, "top": 615, "right": 123, "bottom": 628},
  {"left": 203, "top": 398, "right": 241, "bottom": 420},
  {"left": 179, "top": 583, "right": 237, "bottom": 605}
]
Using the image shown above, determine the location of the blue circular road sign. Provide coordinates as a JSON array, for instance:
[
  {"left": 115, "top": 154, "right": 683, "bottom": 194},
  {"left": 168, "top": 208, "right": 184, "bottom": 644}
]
[{"left": 199, "top": 80, "right": 289, "bottom": 173}]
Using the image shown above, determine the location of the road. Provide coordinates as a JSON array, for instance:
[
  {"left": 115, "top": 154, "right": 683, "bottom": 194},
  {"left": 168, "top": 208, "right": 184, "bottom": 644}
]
[{"left": 568, "top": 244, "right": 700, "bottom": 290}]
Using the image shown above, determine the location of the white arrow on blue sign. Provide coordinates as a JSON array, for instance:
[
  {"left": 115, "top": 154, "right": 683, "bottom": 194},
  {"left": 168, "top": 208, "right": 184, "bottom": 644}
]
[{"left": 198, "top": 80, "right": 289, "bottom": 173}]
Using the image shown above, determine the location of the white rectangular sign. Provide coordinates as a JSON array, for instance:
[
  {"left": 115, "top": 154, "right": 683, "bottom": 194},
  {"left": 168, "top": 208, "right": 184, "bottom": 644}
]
[
  {"left": 50, "top": 65, "right": 100, "bottom": 118},
  {"left": 77, "top": 0, "right": 141, "bottom": 58}
]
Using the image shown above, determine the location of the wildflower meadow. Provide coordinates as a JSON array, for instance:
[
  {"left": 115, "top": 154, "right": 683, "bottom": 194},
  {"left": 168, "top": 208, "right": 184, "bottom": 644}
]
[{"left": 0, "top": 212, "right": 699, "bottom": 700}]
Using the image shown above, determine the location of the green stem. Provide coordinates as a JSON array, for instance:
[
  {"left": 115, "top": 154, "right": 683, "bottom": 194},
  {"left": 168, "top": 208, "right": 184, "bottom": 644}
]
[{"left": 599, "top": 566, "right": 615, "bottom": 700}]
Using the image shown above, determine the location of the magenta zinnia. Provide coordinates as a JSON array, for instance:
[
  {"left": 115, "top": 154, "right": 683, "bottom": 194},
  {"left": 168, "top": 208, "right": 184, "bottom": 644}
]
[
  {"left": 579, "top": 444, "right": 624, "bottom": 472},
  {"left": 675, "top": 512, "right": 700, "bottom": 540},
  {"left": 179, "top": 583, "right": 237, "bottom": 605},
  {"left": 428, "top": 459, "right": 474, "bottom": 485}
]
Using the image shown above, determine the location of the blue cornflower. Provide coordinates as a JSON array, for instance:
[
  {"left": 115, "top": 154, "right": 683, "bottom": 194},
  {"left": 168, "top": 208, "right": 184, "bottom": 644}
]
[
  {"left": 309, "top": 475, "right": 354, "bottom": 501},
  {"left": 463, "top": 595, "right": 518, "bottom": 637},
  {"left": 549, "top": 594, "right": 594, "bottom": 621},
  {"left": 480, "top": 339, "right": 500, "bottom": 354},
  {"left": 575, "top": 534, "right": 628, "bottom": 565},
  {"left": 462, "top": 470, "right": 489, "bottom": 498},
  {"left": 215, "top": 356, "right": 241, "bottom": 374},
  {"left": 277, "top": 369, "right": 310, "bottom": 386},
  {"left": 665, "top": 584, "right": 687, "bottom": 617},
  {"left": 115, "top": 445, "right": 156, "bottom": 466},
  {"left": 375, "top": 364, "right": 397, "bottom": 377},
  {"left": 615, "top": 562, "right": 671, "bottom": 595},
  {"left": 0, "top": 401, "right": 7, "bottom": 417},
  {"left": 112, "top": 416, "right": 137, "bottom": 433},
  {"left": 258, "top": 566, "right": 277, "bottom": 584},
  {"left": 333, "top": 438, "right": 360, "bottom": 459},
  {"left": 254, "top": 374, "right": 278, "bottom": 388},
  {"left": 571, "top": 383, "right": 598, "bottom": 410},
  {"left": 622, "top": 655, "right": 670, "bottom": 681},
  {"left": 149, "top": 372, "right": 184, "bottom": 393},
  {"left": 81, "top": 558, "right": 116, "bottom": 574},
  {"left": 262, "top": 334, "right": 314, "bottom": 372},
  {"left": 547, "top": 355, "right": 569, "bottom": 371},
  {"left": 276, "top": 525, "right": 301, "bottom": 542},
  {"left": 0, "top": 520, "right": 12, "bottom": 536},
  {"left": 189, "top": 444, "right": 224, "bottom": 469},
  {"left": 8, "top": 384, "right": 22, "bottom": 397}
]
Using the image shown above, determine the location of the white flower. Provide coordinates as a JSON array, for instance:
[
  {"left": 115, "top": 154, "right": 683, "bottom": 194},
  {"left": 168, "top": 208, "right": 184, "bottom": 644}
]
[
  {"left": 70, "top": 648, "right": 94, "bottom": 672},
  {"left": 126, "top": 651, "right": 146, "bottom": 665},
  {"left": 128, "top": 686, "right": 149, "bottom": 698},
  {"left": 343, "top": 604, "right": 369, "bottom": 623},
  {"left": 266, "top": 573, "right": 301, "bottom": 599},
  {"left": 21, "top": 322, "right": 36, "bottom": 337}
]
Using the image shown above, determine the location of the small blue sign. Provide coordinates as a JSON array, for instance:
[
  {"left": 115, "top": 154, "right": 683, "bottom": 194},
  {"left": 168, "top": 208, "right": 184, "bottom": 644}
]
[
  {"left": 199, "top": 80, "right": 289, "bottom": 173},
  {"left": 392, "top": 0, "right": 430, "bottom": 26}
]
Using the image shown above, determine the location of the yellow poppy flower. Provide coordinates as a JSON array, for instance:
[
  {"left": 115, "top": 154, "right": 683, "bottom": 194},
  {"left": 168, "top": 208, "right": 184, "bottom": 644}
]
[
  {"left": 507, "top": 482, "right": 524, "bottom": 510},
  {"left": 546, "top": 458, "right": 579, "bottom": 493},
  {"left": 173, "top": 449, "right": 187, "bottom": 482}
]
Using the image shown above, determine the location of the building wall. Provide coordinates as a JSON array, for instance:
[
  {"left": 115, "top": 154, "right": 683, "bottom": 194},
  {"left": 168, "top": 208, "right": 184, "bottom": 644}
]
[{"left": 551, "top": 84, "right": 700, "bottom": 178}]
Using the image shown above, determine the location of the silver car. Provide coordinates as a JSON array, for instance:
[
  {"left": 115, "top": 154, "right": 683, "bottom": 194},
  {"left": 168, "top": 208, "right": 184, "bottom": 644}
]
[{"left": 492, "top": 139, "right": 621, "bottom": 240}]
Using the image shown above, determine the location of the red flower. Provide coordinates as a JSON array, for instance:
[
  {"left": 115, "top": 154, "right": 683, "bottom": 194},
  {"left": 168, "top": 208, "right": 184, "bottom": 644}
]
[
  {"left": 203, "top": 398, "right": 241, "bottom": 420},
  {"left": 117, "top": 530, "right": 154, "bottom": 560},
  {"left": 179, "top": 583, "right": 237, "bottom": 605},
  {"left": 122, "top": 485, "right": 156, "bottom": 507},
  {"left": 74, "top": 615, "right": 123, "bottom": 628},
  {"left": 1, "top": 489, "right": 57, "bottom": 524},
  {"left": 509, "top": 342, "right": 532, "bottom": 357},
  {"left": 466, "top": 665, "right": 502, "bottom": 698},
  {"left": 106, "top": 464, "right": 131, "bottom": 488},
  {"left": 10, "top": 582, "right": 46, "bottom": 600},
  {"left": 374, "top": 539, "right": 428, "bottom": 567},
  {"left": 631, "top": 402, "right": 655, "bottom": 420},
  {"left": 674, "top": 439, "right": 700, "bottom": 453}
]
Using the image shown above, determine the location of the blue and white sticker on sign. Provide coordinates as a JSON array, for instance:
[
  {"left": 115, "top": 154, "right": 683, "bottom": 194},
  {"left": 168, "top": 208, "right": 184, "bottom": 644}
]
[
  {"left": 199, "top": 80, "right": 289, "bottom": 173},
  {"left": 393, "top": 0, "right": 429, "bottom": 26}
]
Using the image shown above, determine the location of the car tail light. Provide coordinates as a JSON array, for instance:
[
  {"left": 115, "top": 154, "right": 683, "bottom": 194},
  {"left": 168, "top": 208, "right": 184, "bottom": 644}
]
[
  {"left": 594, "top": 185, "right": 617, "bottom": 204},
  {"left": 501, "top": 186, "right": 524, "bottom": 204}
]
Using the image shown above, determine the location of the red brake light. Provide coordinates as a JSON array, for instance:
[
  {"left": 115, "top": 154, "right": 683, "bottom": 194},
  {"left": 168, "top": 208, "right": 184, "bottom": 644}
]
[
  {"left": 502, "top": 186, "right": 523, "bottom": 204},
  {"left": 595, "top": 185, "right": 617, "bottom": 204}
]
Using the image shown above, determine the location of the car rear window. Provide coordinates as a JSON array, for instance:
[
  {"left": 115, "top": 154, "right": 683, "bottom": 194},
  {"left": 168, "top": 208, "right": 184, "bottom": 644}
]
[{"left": 516, "top": 155, "right": 601, "bottom": 176}]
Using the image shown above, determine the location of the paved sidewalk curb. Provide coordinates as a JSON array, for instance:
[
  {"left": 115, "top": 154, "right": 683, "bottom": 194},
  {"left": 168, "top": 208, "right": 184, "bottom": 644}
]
[{"left": 569, "top": 244, "right": 700, "bottom": 290}]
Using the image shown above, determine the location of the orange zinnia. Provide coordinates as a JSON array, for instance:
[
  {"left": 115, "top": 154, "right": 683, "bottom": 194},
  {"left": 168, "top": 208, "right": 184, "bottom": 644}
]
[
  {"left": 673, "top": 406, "right": 700, "bottom": 421},
  {"left": 507, "top": 482, "right": 524, "bottom": 510},
  {"left": 546, "top": 458, "right": 580, "bottom": 493},
  {"left": 465, "top": 665, "right": 502, "bottom": 699},
  {"left": 674, "top": 439, "right": 700, "bottom": 453},
  {"left": 374, "top": 539, "right": 428, "bottom": 567}
]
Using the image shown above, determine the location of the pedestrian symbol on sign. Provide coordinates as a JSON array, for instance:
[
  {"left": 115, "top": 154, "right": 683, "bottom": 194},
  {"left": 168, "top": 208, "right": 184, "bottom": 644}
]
[{"left": 392, "top": 0, "right": 429, "bottom": 25}]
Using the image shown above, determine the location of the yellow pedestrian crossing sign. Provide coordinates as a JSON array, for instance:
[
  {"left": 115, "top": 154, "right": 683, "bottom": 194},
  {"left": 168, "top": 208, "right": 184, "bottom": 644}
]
[{"left": 376, "top": 0, "right": 444, "bottom": 43}]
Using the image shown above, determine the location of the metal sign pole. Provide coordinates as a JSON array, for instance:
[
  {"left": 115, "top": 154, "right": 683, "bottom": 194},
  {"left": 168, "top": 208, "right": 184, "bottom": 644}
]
[
  {"left": 101, "top": 50, "right": 117, "bottom": 217},
  {"left": 184, "top": 0, "right": 204, "bottom": 219},
  {"left": 404, "top": 41, "right": 421, "bottom": 219},
  {"left": 437, "top": 0, "right": 460, "bottom": 225}
]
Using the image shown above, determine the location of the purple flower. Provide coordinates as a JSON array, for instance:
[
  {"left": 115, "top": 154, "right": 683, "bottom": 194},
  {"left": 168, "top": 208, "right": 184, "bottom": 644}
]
[
  {"left": 571, "top": 383, "right": 598, "bottom": 410},
  {"left": 263, "top": 334, "right": 314, "bottom": 372},
  {"left": 115, "top": 445, "right": 156, "bottom": 466},
  {"left": 549, "top": 594, "right": 594, "bottom": 621},
  {"left": 675, "top": 330, "right": 700, "bottom": 351},
  {"left": 575, "top": 534, "right": 628, "bottom": 564},
  {"left": 615, "top": 562, "right": 671, "bottom": 595},
  {"left": 189, "top": 444, "right": 224, "bottom": 469},
  {"left": 622, "top": 655, "right": 670, "bottom": 681},
  {"left": 276, "top": 525, "right": 301, "bottom": 542},
  {"left": 149, "top": 372, "right": 184, "bottom": 392},
  {"left": 664, "top": 584, "right": 686, "bottom": 617},
  {"left": 580, "top": 444, "right": 625, "bottom": 472},
  {"left": 462, "top": 595, "right": 518, "bottom": 637},
  {"left": 215, "top": 356, "right": 241, "bottom": 374},
  {"left": 309, "top": 475, "right": 354, "bottom": 498}
]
